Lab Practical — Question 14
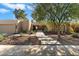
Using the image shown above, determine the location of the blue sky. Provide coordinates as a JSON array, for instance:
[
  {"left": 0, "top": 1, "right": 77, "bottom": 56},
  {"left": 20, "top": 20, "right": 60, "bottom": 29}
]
[{"left": 0, "top": 3, "right": 33, "bottom": 20}]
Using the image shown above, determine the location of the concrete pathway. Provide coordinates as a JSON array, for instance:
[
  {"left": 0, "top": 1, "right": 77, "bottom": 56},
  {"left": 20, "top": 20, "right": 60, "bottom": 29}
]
[
  {"left": 35, "top": 32, "right": 61, "bottom": 44},
  {"left": 0, "top": 45, "right": 79, "bottom": 56}
]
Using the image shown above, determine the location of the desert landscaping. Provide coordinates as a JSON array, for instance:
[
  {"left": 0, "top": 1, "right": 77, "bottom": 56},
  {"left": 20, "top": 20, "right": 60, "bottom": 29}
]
[{"left": 0, "top": 3, "right": 79, "bottom": 56}]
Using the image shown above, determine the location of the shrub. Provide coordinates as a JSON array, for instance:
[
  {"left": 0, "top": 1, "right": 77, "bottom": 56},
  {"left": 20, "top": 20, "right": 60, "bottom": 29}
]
[
  {"left": 67, "top": 27, "right": 74, "bottom": 34},
  {"left": 71, "top": 22, "right": 79, "bottom": 33},
  {"left": 29, "top": 30, "right": 36, "bottom": 34},
  {"left": 0, "top": 34, "right": 5, "bottom": 42},
  {"left": 21, "top": 29, "right": 28, "bottom": 33},
  {"left": 71, "top": 33, "right": 79, "bottom": 38},
  {"left": 74, "top": 26, "right": 79, "bottom": 33}
]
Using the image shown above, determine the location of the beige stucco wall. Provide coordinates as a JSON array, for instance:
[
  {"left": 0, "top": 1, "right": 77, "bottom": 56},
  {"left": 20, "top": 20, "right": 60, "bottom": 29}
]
[
  {"left": 0, "top": 24, "right": 16, "bottom": 33},
  {"left": 16, "top": 21, "right": 29, "bottom": 32},
  {"left": 0, "top": 20, "right": 17, "bottom": 24},
  {"left": 0, "top": 20, "right": 31, "bottom": 33},
  {"left": 0, "top": 20, "right": 17, "bottom": 34},
  {"left": 0, "top": 20, "right": 30, "bottom": 34}
]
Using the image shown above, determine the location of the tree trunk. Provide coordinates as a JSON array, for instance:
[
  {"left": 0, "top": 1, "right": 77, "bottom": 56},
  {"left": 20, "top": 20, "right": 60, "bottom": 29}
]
[
  {"left": 58, "top": 30, "right": 61, "bottom": 39},
  {"left": 57, "top": 24, "right": 61, "bottom": 40}
]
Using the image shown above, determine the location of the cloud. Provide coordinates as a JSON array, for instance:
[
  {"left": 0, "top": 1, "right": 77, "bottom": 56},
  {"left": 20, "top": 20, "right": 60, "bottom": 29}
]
[
  {"left": 26, "top": 5, "right": 34, "bottom": 11},
  {"left": 16, "top": 4, "right": 26, "bottom": 9},
  {"left": 2, "top": 3, "right": 34, "bottom": 10},
  {"left": 0, "top": 8, "right": 9, "bottom": 13},
  {"left": 2, "top": 3, "right": 26, "bottom": 10}
]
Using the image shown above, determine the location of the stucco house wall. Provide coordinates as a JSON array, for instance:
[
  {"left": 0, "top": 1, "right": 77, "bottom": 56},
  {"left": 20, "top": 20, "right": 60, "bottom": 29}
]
[
  {"left": 16, "top": 21, "right": 29, "bottom": 33},
  {"left": 0, "top": 20, "right": 17, "bottom": 34},
  {"left": 0, "top": 20, "right": 32, "bottom": 34}
]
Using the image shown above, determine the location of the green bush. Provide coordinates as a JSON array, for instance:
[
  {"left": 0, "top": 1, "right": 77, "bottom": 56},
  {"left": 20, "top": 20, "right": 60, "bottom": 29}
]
[
  {"left": 71, "top": 22, "right": 79, "bottom": 33},
  {"left": 74, "top": 26, "right": 79, "bottom": 33},
  {"left": 71, "top": 33, "right": 79, "bottom": 38},
  {"left": 0, "top": 34, "right": 5, "bottom": 42},
  {"left": 21, "top": 30, "right": 28, "bottom": 33},
  {"left": 67, "top": 27, "right": 75, "bottom": 34},
  {"left": 30, "top": 30, "right": 36, "bottom": 34}
]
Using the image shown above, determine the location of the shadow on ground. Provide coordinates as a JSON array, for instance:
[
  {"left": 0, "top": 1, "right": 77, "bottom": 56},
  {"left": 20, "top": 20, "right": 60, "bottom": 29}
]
[{"left": 0, "top": 45, "right": 79, "bottom": 56}]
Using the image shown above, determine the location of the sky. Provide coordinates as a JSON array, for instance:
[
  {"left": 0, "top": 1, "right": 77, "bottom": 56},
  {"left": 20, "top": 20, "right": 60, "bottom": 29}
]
[{"left": 0, "top": 3, "right": 33, "bottom": 20}]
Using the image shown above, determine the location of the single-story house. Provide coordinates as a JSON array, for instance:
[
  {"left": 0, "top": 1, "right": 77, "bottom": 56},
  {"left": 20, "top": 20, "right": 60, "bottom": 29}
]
[
  {"left": 0, "top": 20, "right": 17, "bottom": 34},
  {"left": 0, "top": 20, "right": 31, "bottom": 34}
]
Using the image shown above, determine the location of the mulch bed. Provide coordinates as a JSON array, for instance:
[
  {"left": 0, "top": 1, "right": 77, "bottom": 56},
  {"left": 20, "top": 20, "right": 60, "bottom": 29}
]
[{"left": 0, "top": 36, "right": 41, "bottom": 45}]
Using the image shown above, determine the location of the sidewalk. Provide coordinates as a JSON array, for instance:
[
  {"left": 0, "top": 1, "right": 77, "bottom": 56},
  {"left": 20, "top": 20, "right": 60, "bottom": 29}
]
[{"left": 0, "top": 45, "right": 79, "bottom": 56}]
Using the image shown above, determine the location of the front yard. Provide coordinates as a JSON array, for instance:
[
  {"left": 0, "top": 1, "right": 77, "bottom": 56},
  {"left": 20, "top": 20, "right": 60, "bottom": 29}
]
[{"left": 0, "top": 32, "right": 79, "bottom": 45}]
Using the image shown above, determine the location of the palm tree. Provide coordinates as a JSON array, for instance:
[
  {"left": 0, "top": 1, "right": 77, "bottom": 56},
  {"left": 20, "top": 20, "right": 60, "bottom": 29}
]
[
  {"left": 13, "top": 8, "right": 28, "bottom": 33},
  {"left": 13, "top": 8, "right": 27, "bottom": 20}
]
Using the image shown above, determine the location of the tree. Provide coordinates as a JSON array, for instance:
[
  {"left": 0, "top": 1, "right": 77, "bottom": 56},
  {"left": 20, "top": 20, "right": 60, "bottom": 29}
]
[
  {"left": 13, "top": 8, "right": 28, "bottom": 33},
  {"left": 32, "top": 3, "right": 73, "bottom": 40},
  {"left": 13, "top": 8, "right": 27, "bottom": 20},
  {"left": 69, "top": 4, "right": 79, "bottom": 21}
]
